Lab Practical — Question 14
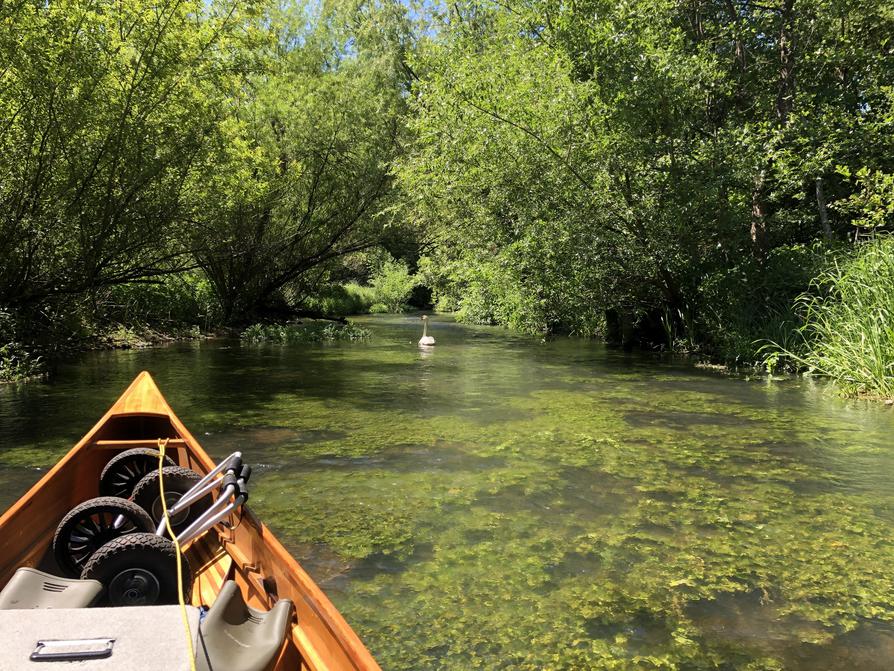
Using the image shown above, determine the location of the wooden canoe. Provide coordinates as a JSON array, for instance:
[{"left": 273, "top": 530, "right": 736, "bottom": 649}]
[{"left": 0, "top": 371, "right": 381, "bottom": 671}]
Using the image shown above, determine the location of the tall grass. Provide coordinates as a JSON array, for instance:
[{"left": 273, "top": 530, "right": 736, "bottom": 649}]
[{"left": 764, "top": 238, "right": 894, "bottom": 398}]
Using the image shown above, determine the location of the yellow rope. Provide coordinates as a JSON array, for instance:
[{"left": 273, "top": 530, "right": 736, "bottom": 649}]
[{"left": 158, "top": 438, "right": 198, "bottom": 671}]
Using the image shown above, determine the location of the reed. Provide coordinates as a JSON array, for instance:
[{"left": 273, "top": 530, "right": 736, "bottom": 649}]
[{"left": 764, "top": 238, "right": 894, "bottom": 398}]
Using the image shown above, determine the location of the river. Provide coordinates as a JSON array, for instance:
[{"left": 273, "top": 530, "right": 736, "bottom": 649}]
[{"left": 2, "top": 314, "right": 894, "bottom": 670}]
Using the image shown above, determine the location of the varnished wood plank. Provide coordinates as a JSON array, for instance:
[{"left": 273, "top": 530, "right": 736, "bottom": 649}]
[
  {"left": 92, "top": 439, "right": 188, "bottom": 448},
  {"left": 0, "top": 371, "right": 382, "bottom": 671}
]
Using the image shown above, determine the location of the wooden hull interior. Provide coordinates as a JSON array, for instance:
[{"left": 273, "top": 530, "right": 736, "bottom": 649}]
[{"left": 0, "top": 372, "right": 380, "bottom": 671}]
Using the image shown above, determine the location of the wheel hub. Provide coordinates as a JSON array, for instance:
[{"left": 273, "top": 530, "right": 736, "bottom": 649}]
[
  {"left": 151, "top": 494, "right": 190, "bottom": 527},
  {"left": 66, "top": 513, "right": 137, "bottom": 572},
  {"left": 108, "top": 568, "right": 161, "bottom": 606}
]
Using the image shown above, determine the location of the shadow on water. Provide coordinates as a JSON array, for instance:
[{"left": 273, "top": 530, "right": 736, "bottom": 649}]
[
  {"left": 3, "top": 314, "right": 894, "bottom": 670},
  {"left": 689, "top": 591, "right": 894, "bottom": 671}
]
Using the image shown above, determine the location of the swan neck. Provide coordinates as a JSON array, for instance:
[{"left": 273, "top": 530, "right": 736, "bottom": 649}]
[{"left": 422, "top": 320, "right": 428, "bottom": 337}]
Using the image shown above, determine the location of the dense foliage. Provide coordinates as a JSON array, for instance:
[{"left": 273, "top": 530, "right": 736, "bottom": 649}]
[
  {"left": 190, "top": 1, "right": 413, "bottom": 322},
  {"left": 303, "top": 256, "right": 419, "bottom": 314},
  {"left": 0, "top": 0, "right": 416, "bottom": 376},
  {"left": 400, "top": 0, "right": 894, "bottom": 356},
  {"left": 1, "top": 0, "right": 893, "bottom": 391}
]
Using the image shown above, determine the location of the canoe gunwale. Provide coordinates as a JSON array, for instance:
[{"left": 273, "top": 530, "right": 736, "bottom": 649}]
[{"left": 0, "top": 371, "right": 382, "bottom": 671}]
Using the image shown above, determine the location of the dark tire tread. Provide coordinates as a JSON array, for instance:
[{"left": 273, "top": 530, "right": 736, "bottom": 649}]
[
  {"left": 131, "top": 466, "right": 210, "bottom": 534},
  {"left": 99, "top": 448, "right": 175, "bottom": 498},
  {"left": 81, "top": 532, "right": 192, "bottom": 605},
  {"left": 53, "top": 497, "right": 154, "bottom": 577}
]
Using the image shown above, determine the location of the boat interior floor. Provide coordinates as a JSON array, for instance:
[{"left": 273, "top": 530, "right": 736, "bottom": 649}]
[{"left": 0, "top": 604, "right": 200, "bottom": 670}]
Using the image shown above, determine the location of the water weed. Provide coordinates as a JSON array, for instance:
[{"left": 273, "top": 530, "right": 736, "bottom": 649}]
[
  {"left": 240, "top": 321, "right": 371, "bottom": 344},
  {"left": 3, "top": 318, "right": 894, "bottom": 670}
]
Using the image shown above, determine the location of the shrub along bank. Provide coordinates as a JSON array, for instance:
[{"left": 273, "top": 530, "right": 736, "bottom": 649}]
[{"left": 763, "top": 238, "right": 894, "bottom": 399}]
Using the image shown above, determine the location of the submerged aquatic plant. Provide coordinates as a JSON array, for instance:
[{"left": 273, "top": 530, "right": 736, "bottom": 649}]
[
  {"left": 5, "top": 319, "right": 894, "bottom": 671},
  {"left": 242, "top": 382, "right": 894, "bottom": 671}
]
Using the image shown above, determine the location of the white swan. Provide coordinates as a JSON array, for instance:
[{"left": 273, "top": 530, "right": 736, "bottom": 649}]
[{"left": 418, "top": 315, "right": 435, "bottom": 346}]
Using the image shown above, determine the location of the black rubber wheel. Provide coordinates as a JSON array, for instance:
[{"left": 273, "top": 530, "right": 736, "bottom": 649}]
[
  {"left": 53, "top": 497, "right": 155, "bottom": 578},
  {"left": 131, "top": 466, "right": 212, "bottom": 535},
  {"left": 81, "top": 533, "right": 192, "bottom": 606},
  {"left": 99, "top": 448, "right": 175, "bottom": 498}
]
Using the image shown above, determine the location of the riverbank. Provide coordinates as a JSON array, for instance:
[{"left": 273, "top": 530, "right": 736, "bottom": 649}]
[
  {"left": 5, "top": 314, "right": 893, "bottom": 406},
  {"left": 0, "top": 322, "right": 212, "bottom": 384},
  {"left": 98, "top": 323, "right": 207, "bottom": 350},
  {"left": 241, "top": 321, "right": 371, "bottom": 344},
  {"left": 0, "top": 318, "right": 375, "bottom": 383}
]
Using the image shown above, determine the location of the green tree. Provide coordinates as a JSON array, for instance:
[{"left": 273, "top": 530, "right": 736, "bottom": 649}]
[
  {"left": 370, "top": 258, "right": 416, "bottom": 312},
  {"left": 0, "top": 0, "right": 260, "bottom": 314},
  {"left": 398, "top": 0, "right": 894, "bottom": 351},
  {"left": 190, "top": 0, "right": 414, "bottom": 322}
]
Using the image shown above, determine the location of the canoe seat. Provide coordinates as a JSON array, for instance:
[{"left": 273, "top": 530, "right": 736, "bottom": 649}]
[
  {"left": 196, "top": 581, "right": 293, "bottom": 671},
  {"left": 0, "top": 567, "right": 102, "bottom": 609}
]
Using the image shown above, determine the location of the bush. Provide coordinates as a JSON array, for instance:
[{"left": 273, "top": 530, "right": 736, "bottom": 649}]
[
  {"left": 304, "top": 283, "right": 378, "bottom": 316},
  {"left": 303, "top": 256, "right": 418, "bottom": 316},
  {"left": 241, "top": 321, "right": 371, "bottom": 344},
  {"left": 417, "top": 232, "right": 611, "bottom": 336},
  {"left": 370, "top": 259, "right": 417, "bottom": 312},
  {"left": 102, "top": 272, "right": 219, "bottom": 327},
  {"left": 0, "top": 309, "right": 43, "bottom": 381},
  {"left": 763, "top": 237, "right": 894, "bottom": 398},
  {"left": 0, "top": 341, "right": 42, "bottom": 382},
  {"left": 697, "top": 243, "right": 834, "bottom": 364},
  {"left": 345, "top": 283, "right": 378, "bottom": 313}
]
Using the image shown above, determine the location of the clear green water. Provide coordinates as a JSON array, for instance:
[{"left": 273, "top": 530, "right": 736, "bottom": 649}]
[{"left": 3, "top": 315, "right": 894, "bottom": 670}]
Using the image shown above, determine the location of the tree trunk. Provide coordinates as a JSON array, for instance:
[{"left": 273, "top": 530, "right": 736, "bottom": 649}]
[
  {"left": 751, "top": 169, "right": 768, "bottom": 255},
  {"left": 815, "top": 176, "right": 833, "bottom": 240},
  {"left": 750, "top": 0, "right": 797, "bottom": 257}
]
